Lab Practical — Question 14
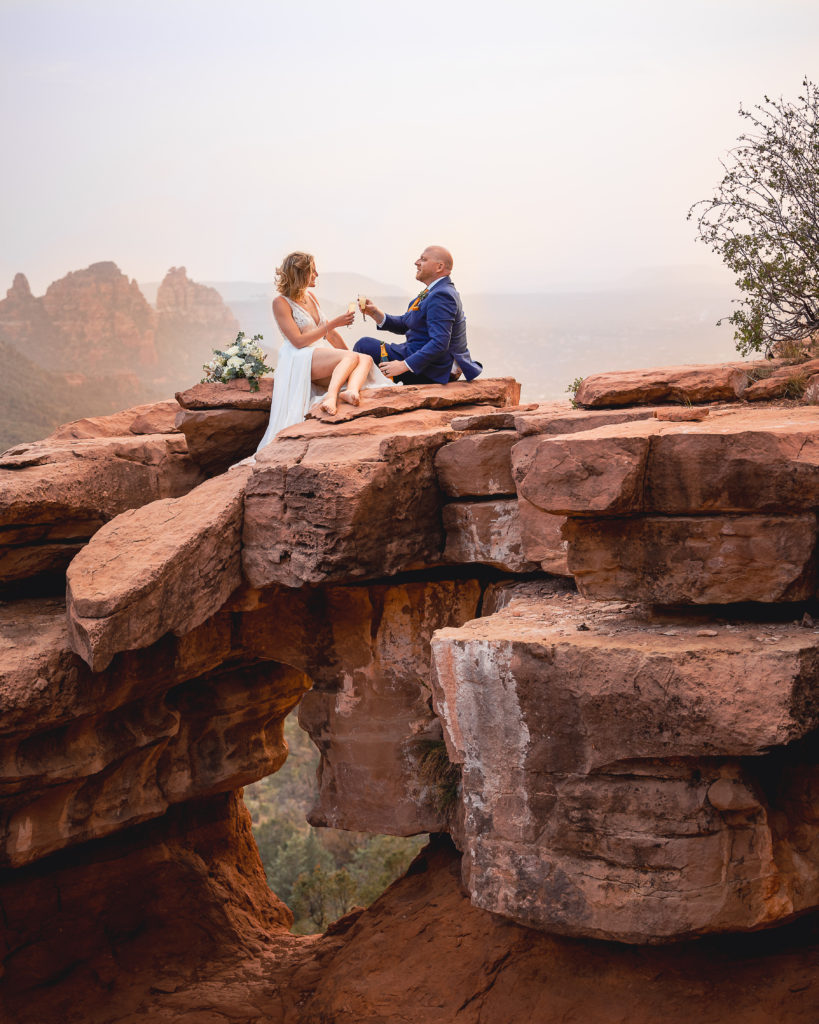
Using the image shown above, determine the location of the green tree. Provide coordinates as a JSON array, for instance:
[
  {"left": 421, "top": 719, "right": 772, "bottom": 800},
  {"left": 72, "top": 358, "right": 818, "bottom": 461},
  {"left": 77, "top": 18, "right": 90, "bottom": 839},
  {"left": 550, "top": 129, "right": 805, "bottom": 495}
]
[
  {"left": 689, "top": 78, "right": 819, "bottom": 356},
  {"left": 291, "top": 864, "right": 359, "bottom": 932},
  {"left": 246, "top": 712, "right": 426, "bottom": 934}
]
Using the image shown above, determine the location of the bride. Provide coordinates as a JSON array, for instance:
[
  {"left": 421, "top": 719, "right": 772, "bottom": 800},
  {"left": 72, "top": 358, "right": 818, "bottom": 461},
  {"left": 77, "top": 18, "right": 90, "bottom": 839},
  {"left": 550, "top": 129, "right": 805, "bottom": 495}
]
[{"left": 254, "top": 251, "right": 393, "bottom": 450}]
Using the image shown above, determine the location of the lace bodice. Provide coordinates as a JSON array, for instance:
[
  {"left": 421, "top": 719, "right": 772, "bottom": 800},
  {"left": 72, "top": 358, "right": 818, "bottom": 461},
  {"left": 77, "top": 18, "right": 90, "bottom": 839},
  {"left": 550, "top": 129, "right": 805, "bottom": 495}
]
[{"left": 282, "top": 294, "right": 326, "bottom": 338}]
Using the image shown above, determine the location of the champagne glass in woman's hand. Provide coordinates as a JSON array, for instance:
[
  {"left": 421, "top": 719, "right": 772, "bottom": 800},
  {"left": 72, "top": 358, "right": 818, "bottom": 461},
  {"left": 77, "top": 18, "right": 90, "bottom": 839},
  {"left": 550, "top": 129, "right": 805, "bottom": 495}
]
[
  {"left": 346, "top": 302, "right": 357, "bottom": 328},
  {"left": 329, "top": 308, "right": 356, "bottom": 331}
]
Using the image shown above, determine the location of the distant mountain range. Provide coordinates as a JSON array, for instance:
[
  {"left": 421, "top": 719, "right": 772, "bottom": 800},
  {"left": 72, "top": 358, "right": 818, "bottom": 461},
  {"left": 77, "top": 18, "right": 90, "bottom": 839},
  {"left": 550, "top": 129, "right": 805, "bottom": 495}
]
[{"left": 0, "top": 263, "right": 237, "bottom": 451}]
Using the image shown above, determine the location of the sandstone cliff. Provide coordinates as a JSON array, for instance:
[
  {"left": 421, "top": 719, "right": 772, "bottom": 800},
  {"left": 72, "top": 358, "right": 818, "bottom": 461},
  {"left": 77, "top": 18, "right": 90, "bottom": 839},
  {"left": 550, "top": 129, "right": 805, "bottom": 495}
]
[
  {"left": 5, "top": 366, "right": 819, "bottom": 1022},
  {"left": 154, "top": 265, "right": 241, "bottom": 383},
  {"left": 0, "top": 264, "right": 238, "bottom": 451}
]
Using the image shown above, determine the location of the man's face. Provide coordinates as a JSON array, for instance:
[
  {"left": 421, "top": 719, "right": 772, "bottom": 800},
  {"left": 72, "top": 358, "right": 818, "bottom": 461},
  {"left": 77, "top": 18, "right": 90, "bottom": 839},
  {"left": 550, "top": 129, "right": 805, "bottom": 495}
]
[{"left": 415, "top": 249, "right": 444, "bottom": 284}]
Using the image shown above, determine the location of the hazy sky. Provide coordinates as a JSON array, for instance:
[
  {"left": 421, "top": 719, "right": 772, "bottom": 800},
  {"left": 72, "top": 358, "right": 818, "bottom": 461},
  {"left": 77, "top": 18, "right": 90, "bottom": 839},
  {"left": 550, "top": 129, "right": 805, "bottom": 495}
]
[{"left": 2, "top": 0, "right": 818, "bottom": 294}]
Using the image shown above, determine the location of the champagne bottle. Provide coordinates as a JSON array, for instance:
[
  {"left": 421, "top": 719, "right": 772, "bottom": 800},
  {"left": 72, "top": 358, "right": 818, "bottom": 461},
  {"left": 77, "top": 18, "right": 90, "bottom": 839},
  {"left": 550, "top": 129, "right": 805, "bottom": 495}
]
[{"left": 379, "top": 341, "right": 388, "bottom": 365}]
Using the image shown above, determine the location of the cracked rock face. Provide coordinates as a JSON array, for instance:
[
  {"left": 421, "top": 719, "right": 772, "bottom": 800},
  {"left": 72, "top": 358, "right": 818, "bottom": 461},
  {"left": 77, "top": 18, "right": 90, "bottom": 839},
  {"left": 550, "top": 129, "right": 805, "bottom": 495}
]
[
  {"left": 235, "top": 579, "right": 481, "bottom": 836},
  {"left": 0, "top": 596, "right": 311, "bottom": 869},
  {"left": 431, "top": 582, "right": 819, "bottom": 943},
  {"left": 515, "top": 406, "right": 819, "bottom": 605},
  {"left": 0, "top": 420, "right": 204, "bottom": 588}
]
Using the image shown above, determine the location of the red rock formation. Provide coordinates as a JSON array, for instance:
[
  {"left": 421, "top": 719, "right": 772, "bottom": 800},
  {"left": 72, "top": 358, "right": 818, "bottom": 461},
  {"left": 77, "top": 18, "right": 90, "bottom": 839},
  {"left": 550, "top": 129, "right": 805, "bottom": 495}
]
[
  {"left": 176, "top": 379, "right": 274, "bottom": 473},
  {"left": 66, "top": 468, "right": 251, "bottom": 671},
  {"left": 0, "top": 401, "right": 204, "bottom": 590},
  {"left": 285, "top": 837, "right": 819, "bottom": 1024},
  {"left": 2, "top": 792, "right": 296, "bottom": 1022},
  {"left": 431, "top": 581, "right": 819, "bottom": 943},
  {"left": 10, "top": 369, "right": 819, "bottom": 1019},
  {"left": 575, "top": 362, "right": 752, "bottom": 406},
  {"left": 154, "top": 266, "right": 239, "bottom": 382},
  {"left": 515, "top": 405, "right": 819, "bottom": 604},
  {"left": 235, "top": 579, "right": 481, "bottom": 835},
  {"left": 0, "top": 263, "right": 241, "bottom": 451},
  {"left": 0, "top": 272, "right": 54, "bottom": 349},
  {"left": 442, "top": 499, "right": 540, "bottom": 572},
  {"left": 0, "top": 594, "right": 310, "bottom": 868},
  {"left": 435, "top": 430, "right": 517, "bottom": 496},
  {"left": 40, "top": 261, "right": 158, "bottom": 371}
]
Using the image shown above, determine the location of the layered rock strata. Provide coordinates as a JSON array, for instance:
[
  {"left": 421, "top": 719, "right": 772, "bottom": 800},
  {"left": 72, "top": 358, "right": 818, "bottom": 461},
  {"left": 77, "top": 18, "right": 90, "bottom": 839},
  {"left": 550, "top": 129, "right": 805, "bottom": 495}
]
[
  {"left": 234, "top": 579, "right": 481, "bottom": 834},
  {"left": 1, "top": 405, "right": 204, "bottom": 590},
  {"left": 431, "top": 581, "right": 819, "bottom": 942},
  {"left": 515, "top": 405, "right": 819, "bottom": 604},
  {"left": 0, "top": 594, "right": 311, "bottom": 868},
  {"left": 10, "top": 368, "right": 819, "bottom": 1020}
]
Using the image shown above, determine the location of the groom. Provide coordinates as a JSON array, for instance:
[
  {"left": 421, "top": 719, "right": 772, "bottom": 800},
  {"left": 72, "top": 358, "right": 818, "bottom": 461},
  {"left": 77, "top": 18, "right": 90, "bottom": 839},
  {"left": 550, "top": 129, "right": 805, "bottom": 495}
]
[{"left": 356, "top": 246, "right": 482, "bottom": 384}]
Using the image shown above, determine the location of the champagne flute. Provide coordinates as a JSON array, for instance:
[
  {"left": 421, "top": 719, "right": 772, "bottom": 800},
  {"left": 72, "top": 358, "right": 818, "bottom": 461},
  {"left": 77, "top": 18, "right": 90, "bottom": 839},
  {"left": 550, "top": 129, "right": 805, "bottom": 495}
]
[
  {"left": 346, "top": 301, "right": 356, "bottom": 328},
  {"left": 358, "top": 295, "right": 367, "bottom": 323}
]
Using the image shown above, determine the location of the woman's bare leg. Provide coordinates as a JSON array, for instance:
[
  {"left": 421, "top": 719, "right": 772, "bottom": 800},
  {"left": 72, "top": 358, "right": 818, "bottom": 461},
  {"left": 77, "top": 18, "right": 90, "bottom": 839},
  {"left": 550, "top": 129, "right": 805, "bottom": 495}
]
[
  {"left": 311, "top": 350, "right": 357, "bottom": 415},
  {"left": 339, "top": 353, "right": 373, "bottom": 406}
]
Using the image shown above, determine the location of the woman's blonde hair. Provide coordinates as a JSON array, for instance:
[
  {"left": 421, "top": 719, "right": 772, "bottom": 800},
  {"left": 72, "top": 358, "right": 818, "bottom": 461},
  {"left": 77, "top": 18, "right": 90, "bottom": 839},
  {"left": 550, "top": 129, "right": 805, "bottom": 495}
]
[{"left": 275, "top": 251, "right": 315, "bottom": 299}]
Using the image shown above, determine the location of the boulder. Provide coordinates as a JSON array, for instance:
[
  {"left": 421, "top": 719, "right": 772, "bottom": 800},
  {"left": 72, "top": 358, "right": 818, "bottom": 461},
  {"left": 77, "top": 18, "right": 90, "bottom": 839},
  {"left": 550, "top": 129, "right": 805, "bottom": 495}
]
[
  {"left": 176, "top": 378, "right": 275, "bottom": 411},
  {"left": 514, "top": 427, "right": 655, "bottom": 516},
  {"left": 306, "top": 377, "right": 522, "bottom": 423},
  {"left": 516, "top": 496, "right": 570, "bottom": 575},
  {"left": 430, "top": 584, "right": 819, "bottom": 942},
  {"left": 175, "top": 406, "right": 269, "bottom": 474},
  {"left": 45, "top": 399, "right": 181, "bottom": 440},
  {"left": 516, "top": 406, "right": 819, "bottom": 518},
  {"left": 435, "top": 431, "right": 517, "bottom": 496},
  {"left": 565, "top": 514, "right": 817, "bottom": 604},
  {"left": 442, "top": 500, "right": 540, "bottom": 573},
  {"left": 0, "top": 433, "right": 204, "bottom": 586},
  {"left": 242, "top": 421, "right": 450, "bottom": 588},
  {"left": 575, "top": 363, "right": 749, "bottom": 407},
  {"left": 66, "top": 468, "right": 251, "bottom": 671}
]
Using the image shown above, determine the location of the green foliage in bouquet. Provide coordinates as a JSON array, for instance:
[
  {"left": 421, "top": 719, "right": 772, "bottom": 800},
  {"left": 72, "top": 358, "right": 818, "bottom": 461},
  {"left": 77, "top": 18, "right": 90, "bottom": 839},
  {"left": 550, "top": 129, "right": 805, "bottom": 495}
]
[{"left": 201, "top": 331, "right": 273, "bottom": 392}]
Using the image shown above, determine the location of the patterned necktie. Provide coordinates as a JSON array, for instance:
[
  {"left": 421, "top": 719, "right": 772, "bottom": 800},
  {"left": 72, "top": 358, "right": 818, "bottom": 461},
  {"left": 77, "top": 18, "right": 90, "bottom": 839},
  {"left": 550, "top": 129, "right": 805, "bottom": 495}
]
[{"left": 408, "top": 288, "right": 429, "bottom": 311}]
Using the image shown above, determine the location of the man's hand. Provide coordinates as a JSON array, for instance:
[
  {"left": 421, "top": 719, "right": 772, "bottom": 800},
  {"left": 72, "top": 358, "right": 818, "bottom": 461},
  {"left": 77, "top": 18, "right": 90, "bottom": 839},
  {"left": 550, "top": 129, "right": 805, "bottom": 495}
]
[
  {"left": 381, "top": 359, "right": 408, "bottom": 378},
  {"left": 363, "top": 299, "right": 385, "bottom": 323}
]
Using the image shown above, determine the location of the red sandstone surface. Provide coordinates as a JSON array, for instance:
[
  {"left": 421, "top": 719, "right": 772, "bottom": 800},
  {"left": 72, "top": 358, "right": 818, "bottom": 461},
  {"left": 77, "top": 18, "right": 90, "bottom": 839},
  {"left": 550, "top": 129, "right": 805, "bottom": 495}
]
[{"left": 7, "top": 367, "right": 819, "bottom": 1022}]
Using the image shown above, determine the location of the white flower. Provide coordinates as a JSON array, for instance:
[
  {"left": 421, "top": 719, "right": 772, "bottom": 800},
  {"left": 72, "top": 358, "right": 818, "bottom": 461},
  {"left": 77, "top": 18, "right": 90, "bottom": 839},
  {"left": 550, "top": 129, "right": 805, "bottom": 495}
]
[
  {"left": 225, "top": 345, "right": 239, "bottom": 357},
  {"left": 227, "top": 355, "right": 243, "bottom": 368},
  {"left": 215, "top": 355, "right": 227, "bottom": 366}
]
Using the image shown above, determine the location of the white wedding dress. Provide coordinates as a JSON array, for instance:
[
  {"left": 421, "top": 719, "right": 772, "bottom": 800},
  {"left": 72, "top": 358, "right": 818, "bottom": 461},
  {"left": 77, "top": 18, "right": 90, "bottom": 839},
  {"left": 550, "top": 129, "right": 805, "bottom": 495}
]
[{"left": 254, "top": 294, "right": 394, "bottom": 452}]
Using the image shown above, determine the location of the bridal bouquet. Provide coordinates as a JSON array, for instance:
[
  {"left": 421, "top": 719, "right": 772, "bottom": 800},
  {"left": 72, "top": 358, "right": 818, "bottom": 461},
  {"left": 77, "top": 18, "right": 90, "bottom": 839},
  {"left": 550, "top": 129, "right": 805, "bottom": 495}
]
[{"left": 202, "top": 332, "right": 273, "bottom": 392}]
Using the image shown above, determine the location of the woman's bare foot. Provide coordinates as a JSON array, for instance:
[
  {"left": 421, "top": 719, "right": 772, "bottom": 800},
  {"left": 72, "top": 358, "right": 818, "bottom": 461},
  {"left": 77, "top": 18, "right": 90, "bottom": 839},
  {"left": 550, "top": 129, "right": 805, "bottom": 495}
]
[
  {"left": 320, "top": 398, "right": 338, "bottom": 416},
  {"left": 339, "top": 389, "right": 360, "bottom": 406}
]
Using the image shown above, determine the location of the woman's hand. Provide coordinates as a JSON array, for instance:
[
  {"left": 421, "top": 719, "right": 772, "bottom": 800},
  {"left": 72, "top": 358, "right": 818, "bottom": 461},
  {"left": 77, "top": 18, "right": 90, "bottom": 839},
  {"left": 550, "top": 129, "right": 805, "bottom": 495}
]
[{"left": 328, "top": 309, "right": 355, "bottom": 331}]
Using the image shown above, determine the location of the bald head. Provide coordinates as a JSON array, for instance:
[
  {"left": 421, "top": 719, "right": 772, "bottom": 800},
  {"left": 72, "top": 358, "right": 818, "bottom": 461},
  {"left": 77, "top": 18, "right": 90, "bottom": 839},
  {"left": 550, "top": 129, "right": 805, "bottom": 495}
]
[
  {"left": 415, "top": 245, "right": 454, "bottom": 285},
  {"left": 426, "top": 245, "right": 453, "bottom": 272}
]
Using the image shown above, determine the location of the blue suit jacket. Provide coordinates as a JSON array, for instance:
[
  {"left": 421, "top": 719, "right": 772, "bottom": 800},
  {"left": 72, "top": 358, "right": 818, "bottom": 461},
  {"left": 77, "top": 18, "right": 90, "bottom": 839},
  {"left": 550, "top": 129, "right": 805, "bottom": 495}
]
[{"left": 377, "top": 277, "right": 482, "bottom": 384}]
